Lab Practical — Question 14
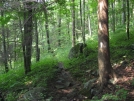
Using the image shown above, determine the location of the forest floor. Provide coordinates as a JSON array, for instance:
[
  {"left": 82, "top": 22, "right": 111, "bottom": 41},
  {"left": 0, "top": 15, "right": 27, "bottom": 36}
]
[{"left": 46, "top": 59, "right": 134, "bottom": 101}]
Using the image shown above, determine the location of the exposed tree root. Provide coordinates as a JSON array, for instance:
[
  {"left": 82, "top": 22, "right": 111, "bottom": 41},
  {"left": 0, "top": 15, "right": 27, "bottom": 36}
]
[{"left": 96, "top": 68, "right": 118, "bottom": 95}]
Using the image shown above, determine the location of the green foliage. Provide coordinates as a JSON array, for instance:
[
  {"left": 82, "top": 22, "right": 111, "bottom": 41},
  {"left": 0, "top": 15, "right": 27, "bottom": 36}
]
[
  {"left": 0, "top": 58, "right": 58, "bottom": 100},
  {"left": 116, "top": 88, "right": 128, "bottom": 100},
  {"left": 0, "top": 67, "right": 24, "bottom": 91},
  {"left": 110, "top": 27, "right": 134, "bottom": 62},
  {"left": 91, "top": 94, "right": 118, "bottom": 101},
  {"left": 130, "top": 78, "right": 134, "bottom": 86},
  {"left": 0, "top": 16, "right": 11, "bottom": 25},
  {"left": 91, "top": 88, "right": 128, "bottom": 101},
  {"left": 55, "top": 0, "right": 66, "bottom": 6},
  {"left": 5, "top": 92, "right": 17, "bottom": 101}
]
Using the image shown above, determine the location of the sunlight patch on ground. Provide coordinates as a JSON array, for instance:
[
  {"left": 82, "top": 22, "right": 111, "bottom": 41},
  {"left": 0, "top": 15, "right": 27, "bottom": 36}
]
[{"left": 25, "top": 81, "right": 33, "bottom": 86}]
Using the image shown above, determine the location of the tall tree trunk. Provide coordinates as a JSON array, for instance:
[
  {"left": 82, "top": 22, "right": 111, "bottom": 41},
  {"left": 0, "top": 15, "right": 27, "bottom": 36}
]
[
  {"left": 131, "top": 4, "right": 133, "bottom": 19},
  {"left": 126, "top": 0, "right": 129, "bottom": 39},
  {"left": 1, "top": 11, "right": 8, "bottom": 72},
  {"left": 23, "top": 2, "right": 33, "bottom": 74},
  {"left": 82, "top": 0, "right": 85, "bottom": 44},
  {"left": 87, "top": 4, "right": 92, "bottom": 37},
  {"left": 35, "top": 16, "right": 40, "bottom": 62},
  {"left": 14, "top": 33, "right": 17, "bottom": 61},
  {"left": 43, "top": 0, "right": 51, "bottom": 52},
  {"left": 75, "top": 6, "right": 79, "bottom": 39},
  {"left": 67, "top": 21, "right": 70, "bottom": 40},
  {"left": 111, "top": 0, "right": 115, "bottom": 32},
  {"left": 72, "top": 0, "right": 76, "bottom": 47},
  {"left": 80, "top": 0, "right": 83, "bottom": 41},
  {"left": 58, "top": 9, "right": 61, "bottom": 47},
  {"left": 6, "top": 28, "right": 12, "bottom": 69},
  {"left": 98, "top": 0, "right": 117, "bottom": 91},
  {"left": 122, "top": 0, "right": 126, "bottom": 24}
]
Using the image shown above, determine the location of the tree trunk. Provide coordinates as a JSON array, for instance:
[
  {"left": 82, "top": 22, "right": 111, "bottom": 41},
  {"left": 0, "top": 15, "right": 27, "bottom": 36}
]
[
  {"left": 6, "top": 28, "right": 12, "bottom": 69},
  {"left": 72, "top": 0, "right": 76, "bottom": 47},
  {"left": 126, "top": 0, "right": 129, "bottom": 39},
  {"left": 58, "top": 9, "right": 61, "bottom": 47},
  {"left": 122, "top": 0, "right": 126, "bottom": 24},
  {"left": 82, "top": 0, "right": 85, "bottom": 44},
  {"left": 35, "top": 16, "right": 40, "bottom": 62},
  {"left": 98, "top": 0, "right": 117, "bottom": 91},
  {"left": 23, "top": 2, "right": 33, "bottom": 74},
  {"left": 80, "top": 0, "right": 83, "bottom": 40},
  {"left": 111, "top": 0, "right": 115, "bottom": 32},
  {"left": 75, "top": 6, "right": 79, "bottom": 39},
  {"left": 67, "top": 22, "right": 70, "bottom": 40},
  {"left": 1, "top": 11, "right": 8, "bottom": 73},
  {"left": 86, "top": 4, "right": 92, "bottom": 37},
  {"left": 43, "top": 0, "right": 51, "bottom": 52}
]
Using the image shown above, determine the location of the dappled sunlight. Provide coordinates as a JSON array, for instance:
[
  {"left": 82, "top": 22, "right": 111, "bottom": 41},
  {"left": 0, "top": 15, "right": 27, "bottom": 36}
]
[
  {"left": 25, "top": 81, "right": 33, "bottom": 86},
  {"left": 57, "top": 88, "right": 73, "bottom": 94},
  {"left": 114, "top": 60, "right": 134, "bottom": 86}
]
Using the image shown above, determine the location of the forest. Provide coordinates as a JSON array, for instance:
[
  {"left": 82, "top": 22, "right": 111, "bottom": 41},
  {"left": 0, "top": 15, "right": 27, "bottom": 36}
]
[{"left": 0, "top": 0, "right": 134, "bottom": 101}]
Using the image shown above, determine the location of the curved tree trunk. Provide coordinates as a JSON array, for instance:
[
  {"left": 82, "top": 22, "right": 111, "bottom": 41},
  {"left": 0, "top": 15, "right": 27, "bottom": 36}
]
[{"left": 97, "top": 0, "right": 117, "bottom": 91}]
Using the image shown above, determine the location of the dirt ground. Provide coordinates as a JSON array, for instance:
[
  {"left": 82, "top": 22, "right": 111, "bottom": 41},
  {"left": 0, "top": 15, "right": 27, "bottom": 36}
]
[{"left": 46, "top": 60, "right": 134, "bottom": 101}]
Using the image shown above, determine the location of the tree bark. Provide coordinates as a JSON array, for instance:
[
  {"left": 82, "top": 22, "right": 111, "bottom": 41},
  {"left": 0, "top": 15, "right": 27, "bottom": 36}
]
[
  {"left": 6, "top": 28, "right": 12, "bottom": 69},
  {"left": 126, "top": 0, "right": 129, "bottom": 39},
  {"left": 111, "top": 0, "right": 115, "bottom": 32},
  {"left": 72, "top": 0, "right": 76, "bottom": 47},
  {"left": 122, "top": 0, "right": 126, "bottom": 24},
  {"left": 82, "top": 0, "right": 85, "bottom": 44},
  {"left": 35, "top": 16, "right": 40, "bottom": 62},
  {"left": 58, "top": 9, "right": 61, "bottom": 47},
  {"left": 86, "top": 4, "right": 92, "bottom": 37},
  {"left": 1, "top": 11, "right": 8, "bottom": 73},
  {"left": 23, "top": 2, "right": 33, "bottom": 74},
  {"left": 43, "top": 0, "right": 51, "bottom": 52},
  {"left": 98, "top": 0, "right": 117, "bottom": 91}
]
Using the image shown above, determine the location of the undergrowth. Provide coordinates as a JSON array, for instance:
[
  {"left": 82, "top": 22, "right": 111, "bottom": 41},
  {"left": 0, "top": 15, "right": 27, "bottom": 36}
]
[
  {"left": 0, "top": 57, "right": 58, "bottom": 101},
  {"left": 0, "top": 27, "right": 133, "bottom": 100}
]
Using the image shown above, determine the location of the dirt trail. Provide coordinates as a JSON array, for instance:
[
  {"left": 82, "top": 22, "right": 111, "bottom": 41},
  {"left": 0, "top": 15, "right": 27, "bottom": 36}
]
[{"left": 47, "top": 60, "right": 134, "bottom": 101}]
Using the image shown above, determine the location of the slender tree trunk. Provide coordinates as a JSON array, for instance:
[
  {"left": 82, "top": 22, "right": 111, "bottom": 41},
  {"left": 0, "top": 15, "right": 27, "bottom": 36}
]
[
  {"left": 131, "top": 4, "right": 133, "bottom": 19},
  {"left": 72, "top": 0, "right": 76, "bottom": 47},
  {"left": 23, "top": 2, "right": 33, "bottom": 74},
  {"left": 18, "top": 12, "right": 23, "bottom": 63},
  {"left": 67, "top": 22, "right": 70, "bottom": 40},
  {"left": 87, "top": 4, "right": 92, "bottom": 36},
  {"left": 126, "top": 0, "right": 129, "bottom": 39},
  {"left": 75, "top": 6, "right": 79, "bottom": 39},
  {"left": 98, "top": 0, "right": 117, "bottom": 91},
  {"left": 6, "top": 28, "right": 12, "bottom": 69},
  {"left": 1, "top": 11, "right": 8, "bottom": 72},
  {"left": 122, "top": 0, "right": 126, "bottom": 24},
  {"left": 43, "top": 0, "right": 51, "bottom": 52},
  {"left": 58, "top": 9, "right": 61, "bottom": 47},
  {"left": 111, "top": 0, "right": 115, "bottom": 32},
  {"left": 35, "top": 16, "right": 40, "bottom": 62},
  {"left": 14, "top": 35, "right": 17, "bottom": 61},
  {"left": 80, "top": 0, "right": 83, "bottom": 40},
  {"left": 82, "top": 0, "right": 85, "bottom": 44}
]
